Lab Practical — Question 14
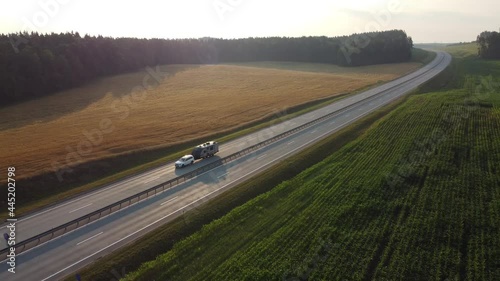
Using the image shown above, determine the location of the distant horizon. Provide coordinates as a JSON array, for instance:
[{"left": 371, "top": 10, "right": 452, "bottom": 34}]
[
  {"left": 1, "top": 0, "right": 498, "bottom": 44},
  {"left": 0, "top": 30, "right": 482, "bottom": 45}
]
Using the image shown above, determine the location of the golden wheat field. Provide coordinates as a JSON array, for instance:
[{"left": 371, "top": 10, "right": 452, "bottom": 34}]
[{"left": 1, "top": 62, "right": 421, "bottom": 179}]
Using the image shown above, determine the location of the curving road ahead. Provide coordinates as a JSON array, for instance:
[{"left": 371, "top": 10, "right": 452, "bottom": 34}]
[{"left": 0, "top": 51, "right": 451, "bottom": 280}]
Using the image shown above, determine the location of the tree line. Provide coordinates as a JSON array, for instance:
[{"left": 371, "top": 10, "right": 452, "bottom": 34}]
[
  {"left": 0, "top": 30, "right": 413, "bottom": 105},
  {"left": 477, "top": 31, "right": 500, "bottom": 59}
]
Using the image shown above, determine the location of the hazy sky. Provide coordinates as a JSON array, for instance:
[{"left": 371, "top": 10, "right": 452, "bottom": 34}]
[{"left": 0, "top": 0, "right": 498, "bottom": 43}]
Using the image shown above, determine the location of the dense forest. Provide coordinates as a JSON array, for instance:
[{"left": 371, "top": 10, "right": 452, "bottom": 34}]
[
  {"left": 0, "top": 30, "right": 413, "bottom": 105},
  {"left": 477, "top": 31, "right": 500, "bottom": 59}
]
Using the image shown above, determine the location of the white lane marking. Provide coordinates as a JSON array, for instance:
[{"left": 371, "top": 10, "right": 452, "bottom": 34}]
[
  {"left": 0, "top": 169, "right": 171, "bottom": 228},
  {"left": 10, "top": 63, "right": 426, "bottom": 227},
  {"left": 257, "top": 154, "right": 267, "bottom": 160},
  {"left": 346, "top": 113, "right": 351, "bottom": 117},
  {"left": 311, "top": 129, "right": 317, "bottom": 134},
  {"left": 160, "top": 196, "right": 178, "bottom": 206},
  {"left": 7, "top": 56, "right": 443, "bottom": 230},
  {"left": 287, "top": 141, "right": 295, "bottom": 145},
  {"left": 44, "top": 148, "right": 313, "bottom": 280},
  {"left": 68, "top": 203, "right": 93, "bottom": 214},
  {"left": 40, "top": 86, "right": 439, "bottom": 280},
  {"left": 218, "top": 173, "right": 228, "bottom": 179},
  {"left": 358, "top": 108, "right": 363, "bottom": 111},
  {"left": 76, "top": 232, "right": 103, "bottom": 246},
  {"left": 143, "top": 176, "right": 161, "bottom": 184},
  {"left": 33, "top": 55, "right": 450, "bottom": 270},
  {"left": 41, "top": 175, "right": 260, "bottom": 280},
  {"left": 330, "top": 121, "right": 336, "bottom": 125}
]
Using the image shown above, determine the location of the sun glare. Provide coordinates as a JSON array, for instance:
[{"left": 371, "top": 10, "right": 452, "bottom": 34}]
[{"left": 336, "top": 0, "right": 387, "bottom": 11}]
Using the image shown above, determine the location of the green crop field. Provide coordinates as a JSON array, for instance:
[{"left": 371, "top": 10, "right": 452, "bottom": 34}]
[{"left": 122, "top": 47, "right": 500, "bottom": 280}]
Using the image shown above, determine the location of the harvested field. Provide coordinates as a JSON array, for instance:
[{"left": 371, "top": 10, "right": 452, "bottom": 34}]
[{"left": 1, "top": 62, "right": 421, "bottom": 179}]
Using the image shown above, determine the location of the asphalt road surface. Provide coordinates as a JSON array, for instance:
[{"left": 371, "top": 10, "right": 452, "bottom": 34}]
[{"left": 0, "top": 51, "right": 451, "bottom": 280}]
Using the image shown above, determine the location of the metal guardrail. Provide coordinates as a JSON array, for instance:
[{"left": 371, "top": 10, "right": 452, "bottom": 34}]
[{"left": 1, "top": 53, "right": 446, "bottom": 259}]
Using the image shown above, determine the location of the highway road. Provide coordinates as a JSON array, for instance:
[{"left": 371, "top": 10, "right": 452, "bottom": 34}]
[{"left": 0, "top": 51, "right": 451, "bottom": 280}]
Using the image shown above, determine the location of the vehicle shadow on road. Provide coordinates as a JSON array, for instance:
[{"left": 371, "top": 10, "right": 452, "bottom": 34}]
[{"left": 173, "top": 155, "right": 225, "bottom": 180}]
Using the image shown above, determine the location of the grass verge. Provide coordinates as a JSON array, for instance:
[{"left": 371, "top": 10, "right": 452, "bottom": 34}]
[
  {"left": 65, "top": 87, "right": 414, "bottom": 281},
  {"left": 3, "top": 62, "right": 416, "bottom": 180},
  {"left": 411, "top": 47, "right": 437, "bottom": 65},
  {"left": 2, "top": 51, "right": 433, "bottom": 218},
  {"left": 3, "top": 90, "right": 354, "bottom": 218},
  {"left": 119, "top": 50, "right": 500, "bottom": 280},
  {"left": 3, "top": 60, "right": 427, "bottom": 218}
]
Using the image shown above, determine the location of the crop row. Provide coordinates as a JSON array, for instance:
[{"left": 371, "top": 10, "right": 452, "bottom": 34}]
[{"left": 124, "top": 82, "right": 500, "bottom": 280}]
